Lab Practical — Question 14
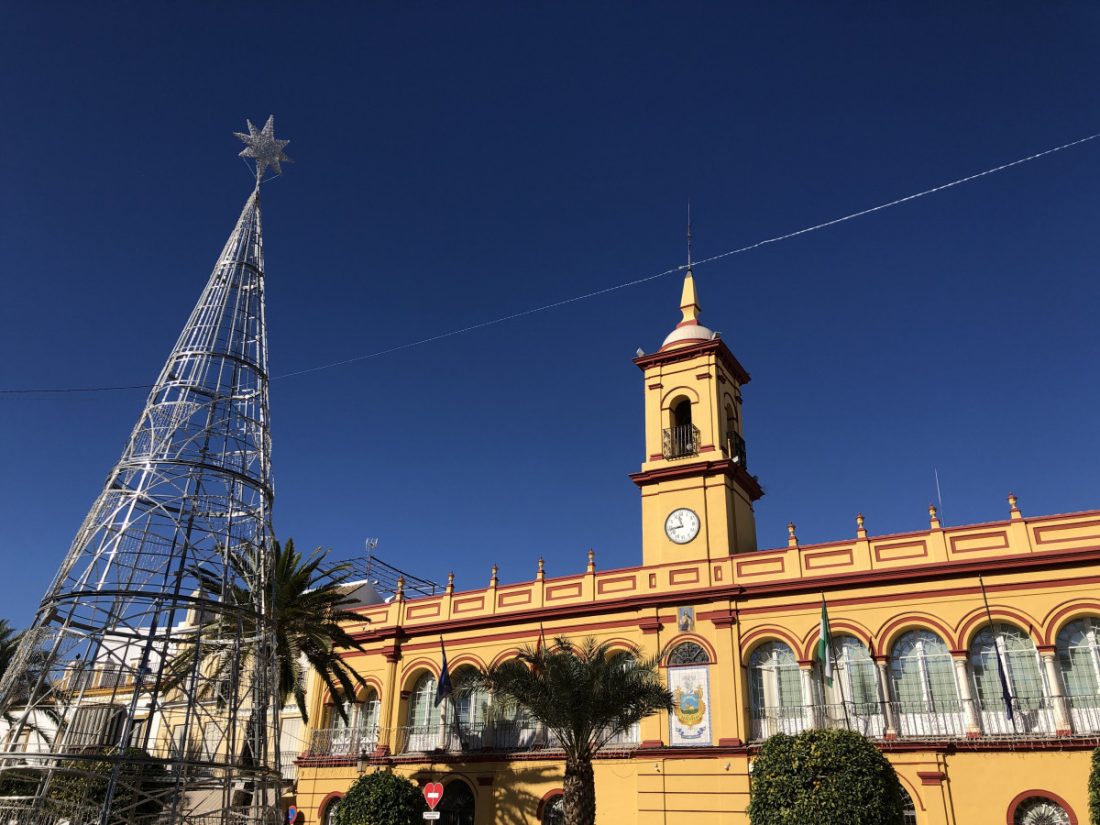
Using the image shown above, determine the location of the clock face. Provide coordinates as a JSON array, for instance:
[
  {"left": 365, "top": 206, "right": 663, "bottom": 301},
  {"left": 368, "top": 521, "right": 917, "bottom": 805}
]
[{"left": 664, "top": 508, "right": 700, "bottom": 544}]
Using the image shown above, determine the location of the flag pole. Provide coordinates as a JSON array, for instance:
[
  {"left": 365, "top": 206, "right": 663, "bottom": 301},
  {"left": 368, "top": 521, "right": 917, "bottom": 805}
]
[
  {"left": 820, "top": 593, "right": 850, "bottom": 731},
  {"left": 436, "top": 635, "right": 464, "bottom": 748},
  {"left": 978, "top": 575, "right": 1016, "bottom": 731},
  {"left": 815, "top": 596, "right": 828, "bottom": 731}
]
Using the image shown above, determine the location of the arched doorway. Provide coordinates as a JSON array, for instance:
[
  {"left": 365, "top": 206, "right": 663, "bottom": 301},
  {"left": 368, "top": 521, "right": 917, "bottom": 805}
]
[{"left": 438, "top": 779, "right": 475, "bottom": 825}]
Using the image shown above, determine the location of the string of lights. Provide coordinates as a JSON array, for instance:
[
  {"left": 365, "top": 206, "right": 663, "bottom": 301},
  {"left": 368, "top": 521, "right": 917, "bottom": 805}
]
[{"left": 3, "top": 129, "right": 1098, "bottom": 397}]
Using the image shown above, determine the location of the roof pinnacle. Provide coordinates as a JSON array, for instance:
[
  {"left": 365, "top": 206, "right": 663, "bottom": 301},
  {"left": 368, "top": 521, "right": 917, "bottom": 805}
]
[{"left": 679, "top": 271, "right": 702, "bottom": 326}]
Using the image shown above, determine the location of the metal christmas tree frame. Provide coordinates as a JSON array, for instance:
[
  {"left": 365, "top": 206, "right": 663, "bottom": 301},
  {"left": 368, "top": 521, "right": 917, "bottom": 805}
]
[{"left": 0, "top": 117, "right": 290, "bottom": 824}]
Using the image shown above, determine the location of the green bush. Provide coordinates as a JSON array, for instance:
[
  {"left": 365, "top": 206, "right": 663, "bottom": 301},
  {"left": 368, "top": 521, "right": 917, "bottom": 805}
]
[
  {"left": 748, "top": 728, "right": 904, "bottom": 825},
  {"left": 0, "top": 767, "right": 39, "bottom": 798},
  {"left": 49, "top": 747, "right": 170, "bottom": 824},
  {"left": 334, "top": 770, "right": 425, "bottom": 825},
  {"left": 1089, "top": 746, "right": 1100, "bottom": 825}
]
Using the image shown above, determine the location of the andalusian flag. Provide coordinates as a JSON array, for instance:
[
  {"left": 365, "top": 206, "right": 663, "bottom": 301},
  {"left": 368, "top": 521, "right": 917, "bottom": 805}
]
[{"left": 818, "top": 598, "right": 833, "bottom": 686}]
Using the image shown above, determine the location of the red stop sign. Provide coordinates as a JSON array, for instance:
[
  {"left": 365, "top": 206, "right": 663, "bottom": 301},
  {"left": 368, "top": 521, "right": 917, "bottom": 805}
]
[{"left": 423, "top": 782, "right": 444, "bottom": 811}]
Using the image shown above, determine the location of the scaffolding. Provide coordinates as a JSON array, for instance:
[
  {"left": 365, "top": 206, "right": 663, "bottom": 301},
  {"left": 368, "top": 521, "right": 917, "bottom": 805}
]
[{"left": 0, "top": 118, "right": 291, "bottom": 824}]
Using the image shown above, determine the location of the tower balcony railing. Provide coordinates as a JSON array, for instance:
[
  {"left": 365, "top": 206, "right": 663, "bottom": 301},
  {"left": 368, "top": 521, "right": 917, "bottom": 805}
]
[
  {"left": 662, "top": 424, "right": 700, "bottom": 460},
  {"left": 727, "top": 431, "right": 748, "bottom": 469}
]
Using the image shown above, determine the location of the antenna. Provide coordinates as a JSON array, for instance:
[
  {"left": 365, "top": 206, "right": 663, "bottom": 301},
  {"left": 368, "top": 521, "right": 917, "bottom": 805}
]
[
  {"left": 686, "top": 201, "right": 693, "bottom": 268},
  {"left": 934, "top": 468, "right": 945, "bottom": 525}
]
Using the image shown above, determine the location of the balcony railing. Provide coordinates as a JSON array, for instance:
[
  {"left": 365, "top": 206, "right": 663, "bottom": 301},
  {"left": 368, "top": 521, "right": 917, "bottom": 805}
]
[
  {"left": 727, "top": 431, "right": 747, "bottom": 468},
  {"left": 890, "top": 700, "right": 968, "bottom": 739},
  {"left": 1067, "top": 694, "right": 1100, "bottom": 734},
  {"left": 307, "top": 725, "right": 380, "bottom": 757},
  {"left": 662, "top": 424, "right": 700, "bottom": 460},
  {"left": 748, "top": 696, "right": 1100, "bottom": 742},
  {"left": 390, "top": 721, "right": 639, "bottom": 755}
]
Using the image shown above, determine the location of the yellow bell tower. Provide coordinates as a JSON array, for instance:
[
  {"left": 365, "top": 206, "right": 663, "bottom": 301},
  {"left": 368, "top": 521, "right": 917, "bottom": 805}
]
[{"left": 630, "top": 269, "right": 763, "bottom": 566}]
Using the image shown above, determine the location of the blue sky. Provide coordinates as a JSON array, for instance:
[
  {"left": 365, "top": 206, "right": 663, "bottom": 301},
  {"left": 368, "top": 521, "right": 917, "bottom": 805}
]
[{"left": 1, "top": 3, "right": 1098, "bottom": 625}]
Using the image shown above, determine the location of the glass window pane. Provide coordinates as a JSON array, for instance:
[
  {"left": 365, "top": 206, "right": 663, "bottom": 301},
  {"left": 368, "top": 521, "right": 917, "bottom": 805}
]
[
  {"left": 970, "top": 624, "right": 1045, "bottom": 712},
  {"left": 1057, "top": 618, "right": 1100, "bottom": 700},
  {"left": 889, "top": 630, "right": 959, "bottom": 712},
  {"left": 668, "top": 642, "right": 709, "bottom": 666}
]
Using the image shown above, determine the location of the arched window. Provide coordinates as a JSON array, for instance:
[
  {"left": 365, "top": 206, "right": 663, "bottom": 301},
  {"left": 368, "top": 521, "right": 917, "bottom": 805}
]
[
  {"left": 451, "top": 665, "right": 492, "bottom": 749},
  {"left": 439, "top": 779, "right": 476, "bottom": 825},
  {"left": 405, "top": 672, "right": 440, "bottom": 751},
  {"left": 969, "top": 623, "right": 1048, "bottom": 733},
  {"left": 888, "top": 630, "right": 963, "bottom": 737},
  {"left": 453, "top": 666, "right": 489, "bottom": 729},
  {"left": 1056, "top": 617, "right": 1100, "bottom": 732},
  {"left": 748, "top": 641, "right": 803, "bottom": 739},
  {"left": 603, "top": 652, "right": 641, "bottom": 746},
  {"left": 360, "top": 688, "right": 381, "bottom": 749},
  {"left": 665, "top": 397, "right": 697, "bottom": 459},
  {"left": 320, "top": 694, "right": 364, "bottom": 755},
  {"left": 322, "top": 797, "right": 340, "bottom": 825},
  {"left": 668, "top": 642, "right": 709, "bottom": 667},
  {"left": 816, "top": 635, "right": 882, "bottom": 735},
  {"left": 541, "top": 793, "right": 564, "bottom": 825},
  {"left": 671, "top": 397, "right": 692, "bottom": 429},
  {"left": 900, "top": 786, "right": 917, "bottom": 825},
  {"left": 1011, "top": 795, "right": 1072, "bottom": 825}
]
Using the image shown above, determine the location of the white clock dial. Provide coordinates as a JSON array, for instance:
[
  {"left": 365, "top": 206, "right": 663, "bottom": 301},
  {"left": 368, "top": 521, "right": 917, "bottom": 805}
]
[{"left": 664, "top": 508, "right": 700, "bottom": 544}]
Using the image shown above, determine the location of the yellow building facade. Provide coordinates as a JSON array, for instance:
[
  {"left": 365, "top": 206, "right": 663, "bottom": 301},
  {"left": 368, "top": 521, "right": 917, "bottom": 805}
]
[{"left": 293, "top": 272, "right": 1100, "bottom": 825}]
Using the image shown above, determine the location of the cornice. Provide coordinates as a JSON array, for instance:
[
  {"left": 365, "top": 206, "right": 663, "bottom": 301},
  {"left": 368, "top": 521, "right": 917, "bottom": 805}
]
[
  {"left": 633, "top": 338, "right": 751, "bottom": 385},
  {"left": 629, "top": 458, "right": 765, "bottom": 501}
]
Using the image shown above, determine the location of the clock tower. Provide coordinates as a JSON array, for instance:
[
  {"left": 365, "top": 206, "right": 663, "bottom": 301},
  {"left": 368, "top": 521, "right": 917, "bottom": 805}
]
[{"left": 630, "top": 270, "right": 763, "bottom": 566}]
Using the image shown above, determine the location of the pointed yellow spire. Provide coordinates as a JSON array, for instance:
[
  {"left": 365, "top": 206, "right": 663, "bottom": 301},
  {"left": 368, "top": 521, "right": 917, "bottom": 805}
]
[{"left": 679, "top": 270, "right": 702, "bottom": 326}]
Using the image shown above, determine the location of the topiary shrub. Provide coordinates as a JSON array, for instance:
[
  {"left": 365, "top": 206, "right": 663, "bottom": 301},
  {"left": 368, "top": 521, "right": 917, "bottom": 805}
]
[
  {"left": 1089, "top": 746, "right": 1100, "bottom": 825},
  {"left": 335, "top": 769, "right": 426, "bottom": 825},
  {"left": 748, "top": 728, "right": 904, "bottom": 825}
]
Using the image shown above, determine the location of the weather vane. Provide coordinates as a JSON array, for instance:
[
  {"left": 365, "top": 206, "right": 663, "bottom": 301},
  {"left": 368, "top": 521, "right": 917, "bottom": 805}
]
[{"left": 235, "top": 114, "right": 292, "bottom": 186}]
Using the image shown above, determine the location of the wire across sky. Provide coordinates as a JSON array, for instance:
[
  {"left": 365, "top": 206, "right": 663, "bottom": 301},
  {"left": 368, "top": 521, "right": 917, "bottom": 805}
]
[{"left": 3, "top": 129, "right": 1098, "bottom": 398}]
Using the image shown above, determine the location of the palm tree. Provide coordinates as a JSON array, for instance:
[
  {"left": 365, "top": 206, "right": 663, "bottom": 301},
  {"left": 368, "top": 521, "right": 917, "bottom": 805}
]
[
  {"left": 0, "top": 620, "right": 22, "bottom": 681},
  {"left": 468, "top": 637, "right": 672, "bottom": 825},
  {"left": 168, "top": 539, "right": 367, "bottom": 723}
]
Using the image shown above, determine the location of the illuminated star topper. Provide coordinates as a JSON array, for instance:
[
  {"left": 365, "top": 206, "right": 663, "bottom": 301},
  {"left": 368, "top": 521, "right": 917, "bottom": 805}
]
[{"left": 235, "top": 115, "right": 292, "bottom": 182}]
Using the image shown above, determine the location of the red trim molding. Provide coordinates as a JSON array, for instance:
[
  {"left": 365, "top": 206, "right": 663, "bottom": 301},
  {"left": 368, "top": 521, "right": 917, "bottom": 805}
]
[
  {"left": 1005, "top": 790, "right": 1078, "bottom": 825},
  {"left": 917, "top": 771, "right": 944, "bottom": 786},
  {"left": 639, "top": 617, "right": 664, "bottom": 635},
  {"left": 317, "top": 792, "right": 343, "bottom": 821},
  {"left": 629, "top": 459, "right": 764, "bottom": 501},
  {"left": 536, "top": 788, "right": 565, "bottom": 820}
]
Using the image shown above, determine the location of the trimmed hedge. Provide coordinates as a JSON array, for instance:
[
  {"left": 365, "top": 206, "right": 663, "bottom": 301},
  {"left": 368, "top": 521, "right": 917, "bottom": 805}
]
[
  {"left": 748, "top": 728, "right": 904, "bottom": 825},
  {"left": 1089, "top": 746, "right": 1100, "bottom": 825},
  {"left": 334, "top": 770, "right": 425, "bottom": 825}
]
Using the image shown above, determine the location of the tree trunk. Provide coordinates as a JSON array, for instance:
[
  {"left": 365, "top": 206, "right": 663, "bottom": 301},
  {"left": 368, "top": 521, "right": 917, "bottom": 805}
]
[{"left": 563, "top": 757, "right": 596, "bottom": 825}]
